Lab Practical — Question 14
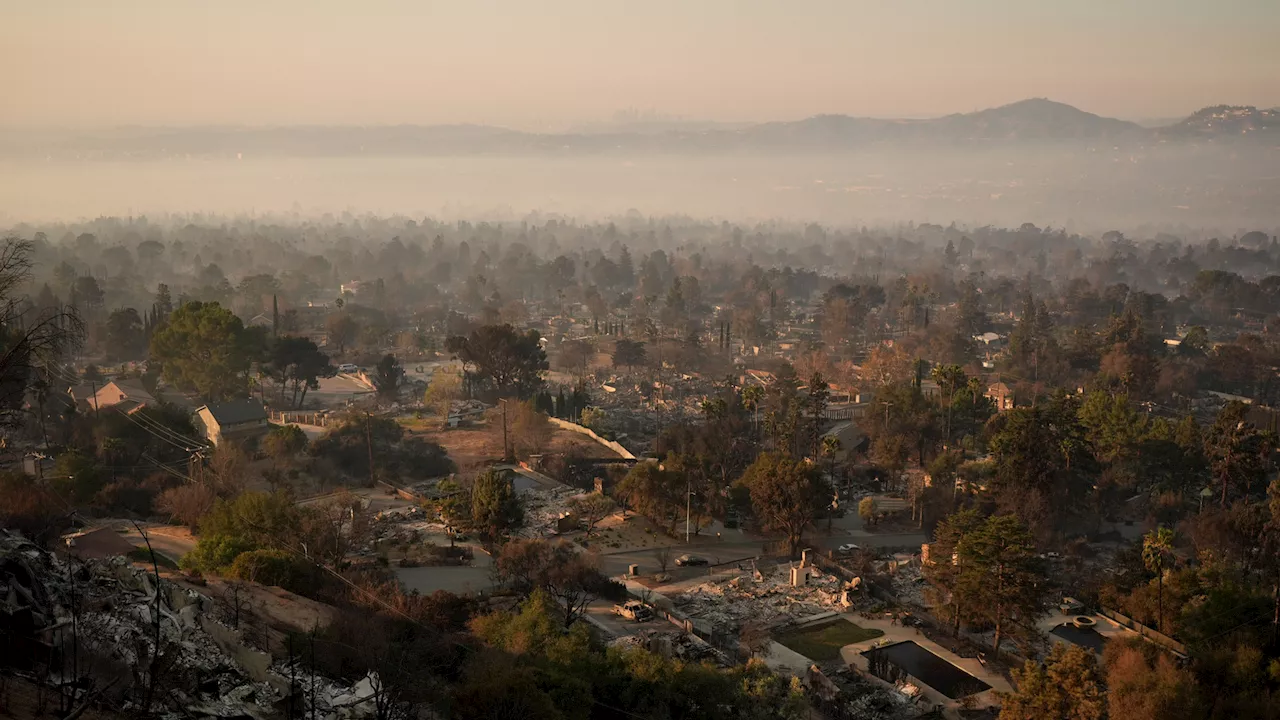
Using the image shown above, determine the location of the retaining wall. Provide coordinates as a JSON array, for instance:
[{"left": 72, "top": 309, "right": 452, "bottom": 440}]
[{"left": 547, "top": 417, "right": 637, "bottom": 460}]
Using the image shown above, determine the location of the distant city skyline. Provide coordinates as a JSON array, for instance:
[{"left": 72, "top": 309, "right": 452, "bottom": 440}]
[{"left": 2, "top": 1, "right": 1277, "bottom": 129}]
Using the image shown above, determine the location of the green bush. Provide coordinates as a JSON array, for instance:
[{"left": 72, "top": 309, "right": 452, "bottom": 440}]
[
  {"left": 226, "top": 549, "right": 317, "bottom": 595},
  {"left": 180, "top": 534, "right": 255, "bottom": 573}
]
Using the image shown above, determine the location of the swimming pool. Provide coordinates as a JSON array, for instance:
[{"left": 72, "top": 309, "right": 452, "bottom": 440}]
[{"left": 862, "top": 641, "right": 991, "bottom": 699}]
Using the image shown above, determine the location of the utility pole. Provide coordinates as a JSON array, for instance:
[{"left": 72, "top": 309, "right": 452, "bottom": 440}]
[
  {"left": 365, "top": 411, "right": 376, "bottom": 487},
  {"left": 685, "top": 479, "right": 691, "bottom": 544},
  {"left": 500, "top": 398, "right": 511, "bottom": 462}
]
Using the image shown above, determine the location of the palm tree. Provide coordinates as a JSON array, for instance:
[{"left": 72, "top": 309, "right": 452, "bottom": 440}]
[
  {"left": 821, "top": 436, "right": 842, "bottom": 531},
  {"left": 930, "top": 364, "right": 966, "bottom": 445},
  {"left": 1143, "top": 526, "right": 1176, "bottom": 633}
]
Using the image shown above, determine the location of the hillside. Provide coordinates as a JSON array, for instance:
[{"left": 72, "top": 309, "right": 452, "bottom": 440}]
[{"left": 2, "top": 99, "right": 1272, "bottom": 160}]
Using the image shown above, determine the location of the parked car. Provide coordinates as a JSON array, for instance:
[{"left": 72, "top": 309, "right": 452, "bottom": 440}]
[
  {"left": 338, "top": 363, "right": 359, "bottom": 373},
  {"left": 675, "top": 554, "right": 708, "bottom": 566},
  {"left": 837, "top": 543, "right": 861, "bottom": 554},
  {"left": 613, "top": 600, "right": 654, "bottom": 622}
]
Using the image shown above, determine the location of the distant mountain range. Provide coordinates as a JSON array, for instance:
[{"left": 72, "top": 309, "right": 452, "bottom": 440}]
[{"left": 4, "top": 99, "right": 1277, "bottom": 159}]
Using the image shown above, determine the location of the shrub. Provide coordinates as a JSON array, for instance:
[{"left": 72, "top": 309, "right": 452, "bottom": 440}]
[
  {"left": 181, "top": 534, "right": 255, "bottom": 573},
  {"left": 227, "top": 549, "right": 318, "bottom": 595}
]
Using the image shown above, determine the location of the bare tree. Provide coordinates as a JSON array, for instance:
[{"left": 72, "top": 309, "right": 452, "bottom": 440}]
[
  {"left": 0, "top": 238, "right": 83, "bottom": 428},
  {"left": 654, "top": 545, "right": 673, "bottom": 574}
]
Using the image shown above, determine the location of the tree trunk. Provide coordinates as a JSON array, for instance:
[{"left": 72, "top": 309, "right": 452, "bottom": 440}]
[{"left": 1157, "top": 572, "right": 1164, "bottom": 633}]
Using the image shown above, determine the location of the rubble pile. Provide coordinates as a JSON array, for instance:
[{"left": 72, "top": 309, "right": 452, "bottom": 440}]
[
  {"left": 671, "top": 569, "right": 850, "bottom": 632},
  {"left": 609, "top": 627, "right": 732, "bottom": 667},
  {"left": 0, "top": 529, "right": 387, "bottom": 719},
  {"left": 889, "top": 565, "right": 927, "bottom": 607},
  {"left": 515, "top": 485, "right": 581, "bottom": 538},
  {"left": 369, "top": 506, "right": 448, "bottom": 547}
]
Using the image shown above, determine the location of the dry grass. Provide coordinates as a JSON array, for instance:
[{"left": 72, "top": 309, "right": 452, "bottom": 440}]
[{"left": 402, "top": 418, "right": 622, "bottom": 472}]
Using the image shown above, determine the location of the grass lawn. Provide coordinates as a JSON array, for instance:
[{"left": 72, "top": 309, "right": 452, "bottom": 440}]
[
  {"left": 128, "top": 547, "right": 178, "bottom": 571},
  {"left": 776, "top": 619, "right": 884, "bottom": 661}
]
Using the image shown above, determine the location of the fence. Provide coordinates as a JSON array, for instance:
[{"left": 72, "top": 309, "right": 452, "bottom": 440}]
[
  {"left": 269, "top": 410, "right": 341, "bottom": 428},
  {"left": 1100, "top": 608, "right": 1189, "bottom": 658}
]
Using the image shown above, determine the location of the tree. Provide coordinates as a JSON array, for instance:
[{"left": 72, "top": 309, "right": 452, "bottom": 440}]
[
  {"left": 557, "top": 338, "right": 595, "bottom": 381},
  {"left": 156, "top": 483, "right": 217, "bottom": 530},
  {"left": 924, "top": 508, "right": 986, "bottom": 636},
  {"left": 104, "top": 307, "right": 145, "bottom": 360},
  {"left": 470, "top": 469, "right": 523, "bottom": 542},
  {"left": 372, "top": 354, "right": 403, "bottom": 403},
  {"left": 446, "top": 324, "right": 548, "bottom": 400},
  {"left": 740, "top": 452, "right": 828, "bottom": 557},
  {"left": 930, "top": 364, "right": 967, "bottom": 445},
  {"left": 1205, "top": 401, "right": 1269, "bottom": 506},
  {"left": 999, "top": 644, "right": 1104, "bottom": 720},
  {"left": 150, "top": 301, "right": 252, "bottom": 401},
  {"left": 310, "top": 414, "right": 455, "bottom": 482},
  {"left": 493, "top": 539, "right": 622, "bottom": 626},
  {"left": 613, "top": 339, "right": 647, "bottom": 371},
  {"left": 1142, "top": 526, "right": 1176, "bottom": 634},
  {"left": 263, "top": 424, "right": 308, "bottom": 465},
  {"left": 0, "top": 239, "right": 83, "bottom": 429},
  {"left": 423, "top": 369, "right": 463, "bottom": 429},
  {"left": 616, "top": 461, "right": 685, "bottom": 533},
  {"left": 1104, "top": 638, "right": 1202, "bottom": 720},
  {"left": 510, "top": 400, "right": 552, "bottom": 456},
  {"left": 858, "top": 497, "right": 877, "bottom": 527},
  {"left": 266, "top": 335, "right": 332, "bottom": 408},
  {"left": 325, "top": 312, "right": 359, "bottom": 354},
  {"left": 568, "top": 493, "right": 616, "bottom": 536},
  {"left": 987, "top": 395, "right": 1096, "bottom": 537},
  {"left": 72, "top": 275, "right": 105, "bottom": 320},
  {"left": 957, "top": 515, "right": 1048, "bottom": 658}
]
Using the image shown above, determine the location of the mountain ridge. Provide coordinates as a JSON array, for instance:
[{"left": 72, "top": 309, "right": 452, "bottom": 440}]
[{"left": 3, "top": 99, "right": 1274, "bottom": 159}]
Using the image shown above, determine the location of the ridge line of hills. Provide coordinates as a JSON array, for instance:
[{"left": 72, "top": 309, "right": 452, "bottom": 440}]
[{"left": 4, "top": 99, "right": 1277, "bottom": 159}]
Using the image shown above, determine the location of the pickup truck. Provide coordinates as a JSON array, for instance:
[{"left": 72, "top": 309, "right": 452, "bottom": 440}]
[{"left": 612, "top": 600, "right": 654, "bottom": 622}]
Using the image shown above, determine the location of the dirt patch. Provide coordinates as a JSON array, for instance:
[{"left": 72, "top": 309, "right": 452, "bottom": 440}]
[{"left": 404, "top": 420, "right": 622, "bottom": 473}]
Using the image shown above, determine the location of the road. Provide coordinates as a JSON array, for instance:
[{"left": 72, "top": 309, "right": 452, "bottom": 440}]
[{"left": 121, "top": 523, "right": 197, "bottom": 564}]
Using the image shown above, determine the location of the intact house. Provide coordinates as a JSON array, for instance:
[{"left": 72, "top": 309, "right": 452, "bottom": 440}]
[
  {"left": 985, "top": 382, "right": 1016, "bottom": 412},
  {"left": 193, "top": 399, "right": 270, "bottom": 446},
  {"left": 87, "top": 379, "right": 157, "bottom": 414}
]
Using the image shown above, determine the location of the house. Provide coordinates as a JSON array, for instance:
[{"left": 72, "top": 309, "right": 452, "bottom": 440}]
[
  {"left": 67, "top": 383, "right": 97, "bottom": 406},
  {"left": 88, "top": 379, "right": 157, "bottom": 414},
  {"left": 986, "top": 382, "right": 1015, "bottom": 412},
  {"left": 821, "top": 422, "right": 869, "bottom": 463},
  {"left": 973, "top": 332, "right": 1004, "bottom": 348},
  {"left": 194, "top": 399, "right": 270, "bottom": 446},
  {"left": 246, "top": 313, "right": 274, "bottom": 329}
]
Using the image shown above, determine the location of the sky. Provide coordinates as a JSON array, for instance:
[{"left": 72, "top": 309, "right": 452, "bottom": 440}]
[{"left": 3, "top": 0, "right": 1278, "bottom": 129}]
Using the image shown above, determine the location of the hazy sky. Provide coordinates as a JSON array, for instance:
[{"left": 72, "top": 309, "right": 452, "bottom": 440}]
[{"left": 4, "top": 0, "right": 1278, "bottom": 129}]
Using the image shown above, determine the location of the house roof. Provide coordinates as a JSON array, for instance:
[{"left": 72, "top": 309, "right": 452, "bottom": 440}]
[
  {"left": 197, "top": 399, "right": 268, "bottom": 426},
  {"left": 68, "top": 383, "right": 96, "bottom": 401},
  {"left": 91, "top": 380, "right": 157, "bottom": 411}
]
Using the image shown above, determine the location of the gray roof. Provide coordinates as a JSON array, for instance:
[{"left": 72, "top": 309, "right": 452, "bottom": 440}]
[{"left": 199, "top": 399, "right": 268, "bottom": 426}]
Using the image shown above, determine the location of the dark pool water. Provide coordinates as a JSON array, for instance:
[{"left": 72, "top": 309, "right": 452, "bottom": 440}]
[
  {"left": 863, "top": 641, "right": 991, "bottom": 699},
  {"left": 1050, "top": 623, "right": 1108, "bottom": 654}
]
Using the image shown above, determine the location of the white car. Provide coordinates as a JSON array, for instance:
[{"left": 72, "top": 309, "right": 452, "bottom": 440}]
[
  {"left": 837, "top": 543, "right": 861, "bottom": 554},
  {"left": 338, "top": 363, "right": 359, "bottom": 374}
]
